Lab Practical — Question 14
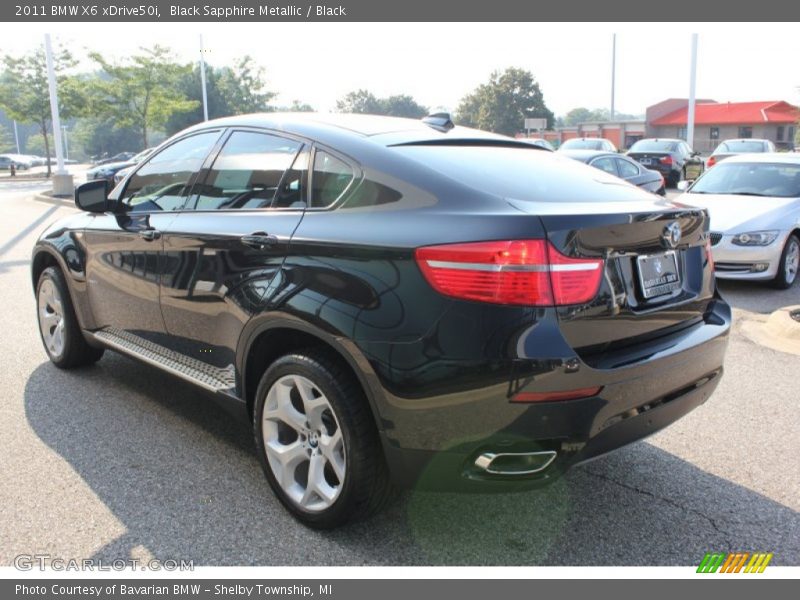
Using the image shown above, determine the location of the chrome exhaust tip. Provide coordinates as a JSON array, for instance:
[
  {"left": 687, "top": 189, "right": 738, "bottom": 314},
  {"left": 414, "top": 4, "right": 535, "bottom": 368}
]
[{"left": 474, "top": 450, "right": 557, "bottom": 476}]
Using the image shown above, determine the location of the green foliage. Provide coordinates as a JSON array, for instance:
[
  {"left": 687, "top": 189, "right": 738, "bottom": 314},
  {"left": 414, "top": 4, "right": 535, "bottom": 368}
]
[
  {"left": 71, "top": 117, "right": 144, "bottom": 159},
  {"left": 287, "top": 100, "right": 315, "bottom": 112},
  {"left": 87, "top": 45, "right": 198, "bottom": 147},
  {"left": 23, "top": 132, "right": 46, "bottom": 155},
  {"left": 0, "top": 44, "right": 79, "bottom": 174},
  {"left": 562, "top": 107, "right": 643, "bottom": 126},
  {"left": 336, "top": 90, "right": 427, "bottom": 118},
  {"left": 165, "top": 56, "right": 276, "bottom": 136},
  {"left": 455, "top": 67, "right": 554, "bottom": 136},
  {"left": 0, "top": 123, "right": 14, "bottom": 152}
]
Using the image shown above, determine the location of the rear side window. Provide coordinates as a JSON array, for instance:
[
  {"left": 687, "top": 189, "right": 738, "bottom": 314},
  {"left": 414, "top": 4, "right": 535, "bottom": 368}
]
[
  {"left": 192, "top": 131, "right": 302, "bottom": 210},
  {"left": 590, "top": 157, "right": 618, "bottom": 176},
  {"left": 616, "top": 157, "right": 640, "bottom": 178},
  {"left": 311, "top": 150, "right": 354, "bottom": 207},
  {"left": 121, "top": 131, "right": 221, "bottom": 211}
]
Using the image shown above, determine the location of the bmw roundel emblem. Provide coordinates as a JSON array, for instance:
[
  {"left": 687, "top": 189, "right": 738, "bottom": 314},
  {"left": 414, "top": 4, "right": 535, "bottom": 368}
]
[{"left": 663, "top": 222, "right": 682, "bottom": 248}]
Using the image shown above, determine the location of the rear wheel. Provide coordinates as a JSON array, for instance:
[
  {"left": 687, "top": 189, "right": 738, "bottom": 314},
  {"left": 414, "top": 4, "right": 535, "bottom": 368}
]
[
  {"left": 253, "top": 349, "right": 394, "bottom": 528},
  {"left": 772, "top": 234, "right": 800, "bottom": 289},
  {"left": 36, "top": 266, "right": 104, "bottom": 368}
]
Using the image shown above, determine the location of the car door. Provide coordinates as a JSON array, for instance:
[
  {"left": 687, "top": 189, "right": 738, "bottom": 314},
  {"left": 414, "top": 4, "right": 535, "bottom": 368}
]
[
  {"left": 158, "top": 129, "right": 309, "bottom": 373},
  {"left": 83, "top": 130, "right": 223, "bottom": 343}
]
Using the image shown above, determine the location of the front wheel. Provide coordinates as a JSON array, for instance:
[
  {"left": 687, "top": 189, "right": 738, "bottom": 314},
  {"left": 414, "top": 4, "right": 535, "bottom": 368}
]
[
  {"left": 772, "top": 234, "right": 800, "bottom": 289},
  {"left": 253, "top": 350, "right": 394, "bottom": 528},
  {"left": 36, "top": 266, "right": 104, "bottom": 368}
]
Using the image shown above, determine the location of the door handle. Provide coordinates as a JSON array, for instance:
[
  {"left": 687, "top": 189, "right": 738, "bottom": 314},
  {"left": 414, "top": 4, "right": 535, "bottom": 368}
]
[
  {"left": 241, "top": 232, "right": 278, "bottom": 250},
  {"left": 139, "top": 229, "right": 161, "bottom": 241}
]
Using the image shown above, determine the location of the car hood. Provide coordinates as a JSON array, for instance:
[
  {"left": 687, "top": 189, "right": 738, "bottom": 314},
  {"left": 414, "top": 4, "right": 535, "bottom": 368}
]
[{"left": 676, "top": 192, "right": 799, "bottom": 232}]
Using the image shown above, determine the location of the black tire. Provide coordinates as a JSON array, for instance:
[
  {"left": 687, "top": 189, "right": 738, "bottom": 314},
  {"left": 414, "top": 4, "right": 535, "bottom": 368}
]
[
  {"left": 36, "top": 266, "right": 104, "bottom": 368},
  {"left": 253, "top": 349, "right": 395, "bottom": 529},
  {"left": 668, "top": 169, "right": 681, "bottom": 188},
  {"left": 771, "top": 234, "right": 800, "bottom": 290}
]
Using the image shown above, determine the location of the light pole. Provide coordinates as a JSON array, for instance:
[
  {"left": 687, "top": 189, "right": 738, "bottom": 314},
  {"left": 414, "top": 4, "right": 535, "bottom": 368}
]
[
  {"left": 199, "top": 34, "right": 209, "bottom": 121},
  {"left": 44, "top": 33, "right": 72, "bottom": 194},
  {"left": 13, "top": 121, "right": 20, "bottom": 154},
  {"left": 610, "top": 33, "right": 616, "bottom": 120},
  {"left": 62, "top": 125, "right": 69, "bottom": 160},
  {"left": 687, "top": 33, "right": 698, "bottom": 148}
]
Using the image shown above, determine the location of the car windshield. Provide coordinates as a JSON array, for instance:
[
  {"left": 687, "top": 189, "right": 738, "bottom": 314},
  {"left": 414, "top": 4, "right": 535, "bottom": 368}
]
[
  {"left": 630, "top": 140, "right": 678, "bottom": 152},
  {"left": 561, "top": 139, "right": 603, "bottom": 150},
  {"left": 716, "top": 141, "right": 766, "bottom": 153},
  {"left": 689, "top": 162, "right": 800, "bottom": 198}
]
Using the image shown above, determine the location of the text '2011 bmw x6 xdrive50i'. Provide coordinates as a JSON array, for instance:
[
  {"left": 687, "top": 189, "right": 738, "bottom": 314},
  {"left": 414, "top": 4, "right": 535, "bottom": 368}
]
[{"left": 32, "top": 113, "right": 730, "bottom": 528}]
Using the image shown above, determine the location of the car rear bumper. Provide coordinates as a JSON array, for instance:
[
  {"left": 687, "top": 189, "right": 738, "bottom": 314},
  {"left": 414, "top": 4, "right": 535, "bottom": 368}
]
[{"left": 378, "top": 298, "right": 731, "bottom": 491}]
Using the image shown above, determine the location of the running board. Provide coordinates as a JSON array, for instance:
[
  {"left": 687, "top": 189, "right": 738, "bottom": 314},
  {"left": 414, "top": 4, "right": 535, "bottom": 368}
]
[{"left": 90, "top": 328, "right": 236, "bottom": 392}]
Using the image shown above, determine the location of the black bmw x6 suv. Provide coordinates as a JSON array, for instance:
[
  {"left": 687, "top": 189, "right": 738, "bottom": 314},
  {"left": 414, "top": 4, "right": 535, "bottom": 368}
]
[{"left": 32, "top": 113, "right": 730, "bottom": 528}]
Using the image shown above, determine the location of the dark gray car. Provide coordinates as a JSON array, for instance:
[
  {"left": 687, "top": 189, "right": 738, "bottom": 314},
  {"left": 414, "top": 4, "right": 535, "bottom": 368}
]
[{"left": 562, "top": 149, "right": 666, "bottom": 195}]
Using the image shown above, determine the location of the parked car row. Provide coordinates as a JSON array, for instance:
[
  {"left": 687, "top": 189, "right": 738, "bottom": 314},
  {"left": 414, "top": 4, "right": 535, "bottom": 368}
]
[{"left": 86, "top": 148, "right": 155, "bottom": 185}]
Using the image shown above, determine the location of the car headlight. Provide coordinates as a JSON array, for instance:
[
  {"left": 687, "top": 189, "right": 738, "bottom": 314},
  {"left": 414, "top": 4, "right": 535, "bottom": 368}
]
[{"left": 731, "top": 231, "right": 779, "bottom": 246}]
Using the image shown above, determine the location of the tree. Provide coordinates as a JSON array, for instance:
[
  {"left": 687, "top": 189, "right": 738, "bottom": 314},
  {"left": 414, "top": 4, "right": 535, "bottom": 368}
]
[
  {"left": 455, "top": 67, "right": 554, "bottom": 136},
  {"left": 215, "top": 56, "right": 275, "bottom": 115},
  {"left": 288, "top": 100, "right": 315, "bottom": 112},
  {"left": 380, "top": 95, "right": 428, "bottom": 118},
  {"left": 0, "top": 45, "right": 78, "bottom": 175},
  {"left": 335, "top": 89, "right": 383, "bottom": 114},
  {"left": 0, "top": 123, "right": 14, "bottom": 153},
  {"left": 561, "top": 106, "right": 643, "bottom": 126},
  {"left": 335, "top": 90, "right": 428, "bottom": 117},
  {"left": 165, "top": 56, "right": 276, "bottom": 136},
  {"left": 88, "top": 45, "right": 198, "bottom": 148}
]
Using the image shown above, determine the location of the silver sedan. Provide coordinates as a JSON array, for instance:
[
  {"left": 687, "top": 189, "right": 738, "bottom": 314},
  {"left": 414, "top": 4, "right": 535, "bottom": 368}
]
[{"left": 677, "top": 153, "right": 800, "bottom": 289}]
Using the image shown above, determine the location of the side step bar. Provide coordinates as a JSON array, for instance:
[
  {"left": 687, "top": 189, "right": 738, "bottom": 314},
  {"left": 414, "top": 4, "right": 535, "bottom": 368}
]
[{"left": 89, "top": 328, "right": 236, "bottom": 393}]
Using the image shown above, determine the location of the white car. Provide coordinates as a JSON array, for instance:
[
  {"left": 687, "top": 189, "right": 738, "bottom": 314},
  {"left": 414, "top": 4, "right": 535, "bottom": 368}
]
[{"left": 677, "top": 153, "right": 800, "bottom": 288}]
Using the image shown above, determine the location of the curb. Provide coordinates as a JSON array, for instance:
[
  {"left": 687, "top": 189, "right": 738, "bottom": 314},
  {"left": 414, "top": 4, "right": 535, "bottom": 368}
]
[
  {"left": 741, "top": 305, "right": 800, "bottom": 356},
  {"left": 33, "top": 191, "right": 74, "bottom": 206}
]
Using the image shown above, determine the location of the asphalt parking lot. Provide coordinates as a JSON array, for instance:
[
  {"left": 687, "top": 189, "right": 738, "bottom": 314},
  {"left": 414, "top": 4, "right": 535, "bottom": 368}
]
[{"left": 0, "top": 183, "right": 798, "bottom": 566}]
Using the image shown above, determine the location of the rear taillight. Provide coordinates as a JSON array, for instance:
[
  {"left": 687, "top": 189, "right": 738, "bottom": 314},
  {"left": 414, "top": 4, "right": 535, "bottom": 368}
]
[
  {"left": 707, "top": 155, "right": 716, "bottom": 168},
  {"left": 415, "top": 240, "right": 603, "bottom": 306},
  {"left": 659, "top": 156, "right": 673, "bottom": 165}
]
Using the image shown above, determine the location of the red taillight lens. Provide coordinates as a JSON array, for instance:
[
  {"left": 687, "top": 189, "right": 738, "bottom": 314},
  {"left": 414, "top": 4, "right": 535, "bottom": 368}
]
[
  {"left": 659, "top": 156, "right": 673, "bottom": 165},
  {"left": 512, "top": 386, "right": 603, "bottom": 403},
  {"left": 707, "top": 155, "right": 716, "bottom": 168},
  {"left": 415, "top": 240, "right": 603, "bottom": 306}
]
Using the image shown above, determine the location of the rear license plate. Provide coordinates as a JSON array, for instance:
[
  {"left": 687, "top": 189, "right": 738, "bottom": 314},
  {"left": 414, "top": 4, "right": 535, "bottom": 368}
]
[
  {"left": 639, "top": 158, "right": 652, "bottom": 165},
  {"left": 637, "top": 251, "right": 681, "bottom": 299}
]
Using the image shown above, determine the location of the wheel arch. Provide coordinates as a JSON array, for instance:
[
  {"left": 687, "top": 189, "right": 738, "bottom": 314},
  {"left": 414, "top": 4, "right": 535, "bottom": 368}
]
[{"left": 237, "top": 314, "right": 387, "bottom": 434}]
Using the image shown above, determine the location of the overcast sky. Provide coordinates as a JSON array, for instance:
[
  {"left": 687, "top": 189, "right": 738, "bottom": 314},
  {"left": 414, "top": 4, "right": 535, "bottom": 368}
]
[{"left": 2, "top": 22, "right": 799, "bottom": 117}]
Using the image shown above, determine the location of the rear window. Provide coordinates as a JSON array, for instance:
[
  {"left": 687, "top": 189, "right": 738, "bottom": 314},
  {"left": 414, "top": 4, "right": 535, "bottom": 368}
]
[
  {"left": 560, "top": 139, "right": 604, "bottom": 150},
  {"left": 630, "top": 140, "right": 678, "bottom": 152},
  {"left": 392, "top": 145, "right": 647, "bottom": 202},
  {"left": 717, "top": 141, "right": 767, "bottom": 153}
]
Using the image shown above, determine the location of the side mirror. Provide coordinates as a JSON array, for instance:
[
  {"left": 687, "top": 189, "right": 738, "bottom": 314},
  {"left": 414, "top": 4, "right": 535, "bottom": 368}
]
[
  {"left": 74, "top": 179, "right": 109, "bottom": 213},
  {"left": 676, "top": 180, "right": 691, "bottom": 192}
]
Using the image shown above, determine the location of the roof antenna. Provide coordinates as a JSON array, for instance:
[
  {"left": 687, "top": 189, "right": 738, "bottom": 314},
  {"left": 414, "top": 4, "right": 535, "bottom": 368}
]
[{"left": 422, "top": 112, "right": 455, "bottom": 132}]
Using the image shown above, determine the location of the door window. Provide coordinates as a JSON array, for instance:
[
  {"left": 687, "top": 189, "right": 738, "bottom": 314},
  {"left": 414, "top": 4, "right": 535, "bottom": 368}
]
[
  {"left": 589, "top": 157, "right": 619, "bottom": 176},
  {"left": 121, "top": 131, "right": 221, "bottom": 212},
  {"left": 615, "top": 157, "right": 640, "bottom": 178},
  {"left": 192, "top": 131, "right": 303, "bottom": 210}
]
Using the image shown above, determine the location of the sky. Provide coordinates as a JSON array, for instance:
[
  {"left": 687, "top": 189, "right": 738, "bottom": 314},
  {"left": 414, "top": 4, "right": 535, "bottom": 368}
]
[{"left": 2, "top": 22, "right": 799, "bottom": 117}]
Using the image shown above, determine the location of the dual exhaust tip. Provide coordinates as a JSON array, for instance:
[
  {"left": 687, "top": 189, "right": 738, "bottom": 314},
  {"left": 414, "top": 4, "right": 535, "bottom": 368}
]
[{"left": 474, "top": 450, "right": 557, "bottom": 476}]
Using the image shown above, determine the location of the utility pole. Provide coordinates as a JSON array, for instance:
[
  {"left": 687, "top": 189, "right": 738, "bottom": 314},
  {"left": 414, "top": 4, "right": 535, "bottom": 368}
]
[
  {"left": 13, "top": 120, "right": 20, "bottom": 154},
  {"left": 610, "top": 33, "right": 616, "bottom": 120},
  {"left": 62, "top": 125, "right": 69, "bottom": 160},
  {"left": 199, "top": 34, "right": 209, "bottom": 121},
  {"left": 687, "top": 33, "right": 698, "bottom": 148}
]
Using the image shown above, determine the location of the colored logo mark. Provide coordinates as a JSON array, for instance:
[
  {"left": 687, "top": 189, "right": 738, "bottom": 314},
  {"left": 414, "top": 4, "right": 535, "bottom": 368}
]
[{"left": 697, "top": 552, "right": 773, "bottom": 573}]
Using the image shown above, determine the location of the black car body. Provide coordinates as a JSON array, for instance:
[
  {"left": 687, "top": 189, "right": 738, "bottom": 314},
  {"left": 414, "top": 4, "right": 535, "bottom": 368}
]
[
  {"left": 32, "top": 113, "right": 730, "bottom": 527},
  {"left": 86, "top": 159, "right": 136, "bottom": 184},
  {"left": 628, "top": 138, "right": 705, "bottom": 186},
  {"left": 561, "top": 149, "right": 666, "bottom": 195}
]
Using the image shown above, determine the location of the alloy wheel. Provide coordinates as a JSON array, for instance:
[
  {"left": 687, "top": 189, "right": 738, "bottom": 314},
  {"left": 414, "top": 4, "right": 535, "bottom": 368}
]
[
  {"left": 785, "top": 238, "right": 799, "bottom": 285},
  {"left": 38, "top": 279, "right": 65, "bottom": 358},
  {"left": 261, "top": 374, "right": 346, "bottom": 511}
]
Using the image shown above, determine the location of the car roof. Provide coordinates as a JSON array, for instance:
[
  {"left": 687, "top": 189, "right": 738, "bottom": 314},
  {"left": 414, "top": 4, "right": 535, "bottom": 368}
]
[
  {"left": 718, "top": 138, "right": 771, "bottom": 144},
  {"left": 559, "top": 149, "right": 618, "bottom": 161},
  {"left": 633, "top": 138, "right": 682, "bottom": 143},
  {"left": 180, "top": 112, "right": 517, "bottom": 148},
  {"left": 715, "top": 152, "right": 800, "bottom": 165}
]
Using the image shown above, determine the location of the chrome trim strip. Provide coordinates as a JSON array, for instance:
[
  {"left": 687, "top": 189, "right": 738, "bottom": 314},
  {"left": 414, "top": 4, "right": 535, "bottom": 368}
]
[
  {"left": 426, "top": 260, "right": 600, "bottom": 273},
  {"left": 473, "top": 450, "right": 558, "bottom": 476}
]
